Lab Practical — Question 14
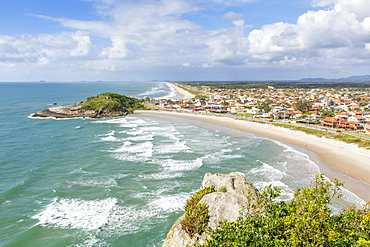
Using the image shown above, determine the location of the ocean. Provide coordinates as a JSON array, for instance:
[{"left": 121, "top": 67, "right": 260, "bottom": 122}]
[{"left": 0, "top": 81, "right": 365, "bottom": 247}]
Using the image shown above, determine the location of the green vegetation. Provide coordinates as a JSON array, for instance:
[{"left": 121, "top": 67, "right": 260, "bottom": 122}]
[
  {"left": 259, "top": 100, "right": 272, "bottom": 113},
  {"left": 202, "top": 175, "right": 370, "bottom": 246},
  {"left": 175, "top": 83, "right": 209, "bottom": 99},
  {"left": 180, "top": 81, "right": 275, "bottom": 89},
  {"left": 78, "top": 92, "right": 146, "bottom": 112},
  {"left": 295, "top": 99, "right": 313, "bottom": 112},
  {"left": 271, "top": 123, "right": 370, "bottom": 148},
  {"left": 181, "top": 186, "right": 216, "bottom": 238},
  {"left": 333, "top": 133, "right": 369, "bottom": 145},
  {"left": 179, "top": 81, "right": 370, "bottom": 89},
  {"left": 321, "top": 110, "right": 335, "bottom": 118},
  {"left": 219, "top": 186, "right": 227, "bottom": 193}
]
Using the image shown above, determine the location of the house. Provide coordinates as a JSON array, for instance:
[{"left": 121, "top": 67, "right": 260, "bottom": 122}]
[
  {"left": 337, "top": 121, "right": 354, "bottom": 129},
  {"left": 245, "top": 106, "right": 260, "bottom": 115},
  {"left": 229, "top": 105, "right": 245, "bottom": 114},
  {"left": 321, "top": 117, "right": 338, "bottom": 128},
  {"left": 210, "top": 103, "right": 224, "bottom": 110},
  {"left": 195, "top": 99, "right": 208, "bottom": 107},
  {"left": 335, "top": 112, "right": 351, "bottom": 120},
  {"left": 348, "top": 115, "right": 366, "bottom": 124},
  {"left": 273, "top": 111, "right": 292, "bottom": 120},
  {"left": 288, "top": 110, "right": 303, "bottom": 119},
  {"left": 344, "top": 121, "right": 363, "bottom": 130}
]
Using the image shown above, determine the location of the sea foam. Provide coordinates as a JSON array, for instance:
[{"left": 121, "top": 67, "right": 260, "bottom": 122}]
[{"left": 32, "top": 197, "right": 118, "bottom": 230}]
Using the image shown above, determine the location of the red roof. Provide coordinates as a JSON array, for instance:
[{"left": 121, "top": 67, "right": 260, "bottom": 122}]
[
  {"left": 322, "top": 117, "right": 338, "bottom": 123},
  {"left": 347, "top": 121, "right": 362, "bottom": 125}
]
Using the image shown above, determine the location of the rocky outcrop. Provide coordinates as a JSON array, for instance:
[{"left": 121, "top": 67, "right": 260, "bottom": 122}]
[
  {"left": 162, "top": 172, "right": 263, "bottom": 247},
  {"left": 32, "top": 105, "right": 129, "bottom": 118},
  {"left": 32, "top": 92, "right": 146, "bottom": 118}
]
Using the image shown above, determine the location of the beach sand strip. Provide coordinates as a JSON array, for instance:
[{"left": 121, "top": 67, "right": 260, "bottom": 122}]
[
  {"left": 135, "top": 110, "right": 370, "bottom": 202},
  {"left": 165, "top": 82, "right": 195, "bottom": 100}
]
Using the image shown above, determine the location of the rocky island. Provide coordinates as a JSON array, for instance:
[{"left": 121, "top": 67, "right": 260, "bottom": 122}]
[{"left": 33, "top": 92, "right": 147, "bottom": 118}]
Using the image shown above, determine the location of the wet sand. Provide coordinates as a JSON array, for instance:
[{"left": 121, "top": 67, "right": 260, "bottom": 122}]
[
  {"left": 165, "top": 82, "right": 195, "bottom": 100},
  {"left": 136, "top": 110, "right": 370, "bottom": 202}
]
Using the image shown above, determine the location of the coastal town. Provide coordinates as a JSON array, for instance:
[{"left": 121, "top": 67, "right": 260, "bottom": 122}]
[{"left": 150, "top": 83, "right": 370, "bottom": 133}]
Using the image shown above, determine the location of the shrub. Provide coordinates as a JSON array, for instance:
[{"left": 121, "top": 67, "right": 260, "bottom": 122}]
[
  {"left": 181, "top": 186, "right": 216, "bottom": 238},
  {"left": 203, "top": 175, "right": 370, "bottom": 246}
]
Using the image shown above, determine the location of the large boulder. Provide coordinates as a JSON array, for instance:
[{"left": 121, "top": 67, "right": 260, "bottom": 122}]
[{"left": 162, "top": 172, "right": 263, "bottom": 246}]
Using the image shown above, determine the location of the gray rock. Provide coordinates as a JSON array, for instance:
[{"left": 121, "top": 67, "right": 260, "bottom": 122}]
[{"left": 162, "top": 172, "right": 263, "bottom": 247}]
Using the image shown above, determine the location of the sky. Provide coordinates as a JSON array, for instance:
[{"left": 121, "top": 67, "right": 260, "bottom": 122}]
[{"left": 1, "top": 0, "right": 370, "bottom": 82}]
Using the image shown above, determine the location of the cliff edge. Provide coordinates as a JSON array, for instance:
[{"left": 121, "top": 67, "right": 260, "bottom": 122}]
[{"left": 162, "top": 172, "right": 263, "bottom": 246}]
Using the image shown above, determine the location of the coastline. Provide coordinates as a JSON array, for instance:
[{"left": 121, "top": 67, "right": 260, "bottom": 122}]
[
  {"left": 164, "top": 82, "right": 195, "bottom": 100},
  {"left": 135, "top": 110, "right": 370, "bottom": 202}
]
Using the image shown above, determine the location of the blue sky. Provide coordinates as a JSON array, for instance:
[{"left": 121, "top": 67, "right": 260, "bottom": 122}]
[{"left": 1, "top": 0, "right": 370, "bottom": 82}]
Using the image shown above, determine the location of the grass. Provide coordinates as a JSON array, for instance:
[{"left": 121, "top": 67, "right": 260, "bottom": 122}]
[
  {"left": 79, "top": 92, "right": 147, "bottom": 112},
  {"left": 175, "top": 83, "right": 210, "bottom": 99},
  {"left": 271, "top": 123, "right": 370, "bottom": 148}
]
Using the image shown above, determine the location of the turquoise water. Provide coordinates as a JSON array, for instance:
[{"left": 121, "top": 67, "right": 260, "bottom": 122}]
[{"left": 0, "top": 82, "right": 364, "bottom": 246}]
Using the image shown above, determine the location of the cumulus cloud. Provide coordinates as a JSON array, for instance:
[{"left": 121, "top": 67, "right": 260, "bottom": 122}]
[
  {"left": 247, "top": 0, "right": 370, "bottom": 68},
  {"left": 53, "top": 0, "right": 203, "bottom": 62},
  {"left": 1, "top": 0, "right": 370, "bottom": 80},
  {"left": 29, "top": 0, "right": 252, "bottom": 68},
  {"left": 0, "top": 31, "right": 92, "bottom": 64},
  {"left": 204, "top": 19, "right": 249, "bottom": 65}
]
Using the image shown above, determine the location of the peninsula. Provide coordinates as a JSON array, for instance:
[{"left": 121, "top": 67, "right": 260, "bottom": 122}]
[{"left": 33, "top": 92, "right": 147, "bottom": 118}]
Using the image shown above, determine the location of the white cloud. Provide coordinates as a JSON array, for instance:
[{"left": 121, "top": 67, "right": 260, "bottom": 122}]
[
  {"left": 311, "top": 0, "right": 337, "bottom": 7},
  {"left": 201, "top": 63, "right": 210, "bottom": 68},
  {"left": 0, "top": 31, "right": 92, "bottom": 63},
  {"left": 247, "top": 0, "right": 370, "bottom": 69},
  {"left": 205, "top": 21, "right": 250, "bottom": 65},
  {"left": 1, "top": 0, "right": 370, "bottom": 81},
  {"left": 222, "top": 11, "right": 245, "bottom": 21}
]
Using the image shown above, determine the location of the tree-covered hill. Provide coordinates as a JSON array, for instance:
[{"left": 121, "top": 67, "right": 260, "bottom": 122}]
[
  {"left": 78, "top": 92, "right": 147, "bottom": 113},
  {"left": 33, "top": 92, "right": 147, "bottom": 118}
]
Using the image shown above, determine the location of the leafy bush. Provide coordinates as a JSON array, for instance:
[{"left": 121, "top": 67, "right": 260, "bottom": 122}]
[
  {"left": 203, "top": 175, "right": 370, "bottom": 246},
  {"left": 181, "top": 186, "right": 216, "bottom": 238},
  {"left": 79, "top": 92, "right": 146, "bottom": 112}
]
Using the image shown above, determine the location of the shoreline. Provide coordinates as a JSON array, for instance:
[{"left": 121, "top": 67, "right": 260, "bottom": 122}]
[
  {"left": 135, "top": 110, "right": 370, "bottom": 202},
  {"left": 164, "top": 82, "right": 195, "bottom": 100}
]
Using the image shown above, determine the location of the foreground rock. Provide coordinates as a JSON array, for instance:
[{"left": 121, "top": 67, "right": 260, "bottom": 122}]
[
  {"left": 33, "top": 105, "right": 129, "bottom": 118},
  {"left": 162, "top": 172, "right": 263, "bottom": 247}
]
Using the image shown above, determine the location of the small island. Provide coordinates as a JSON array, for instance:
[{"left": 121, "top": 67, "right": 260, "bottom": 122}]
[{"left": 33, "top": 92, "right": 147, "bottom": 118}]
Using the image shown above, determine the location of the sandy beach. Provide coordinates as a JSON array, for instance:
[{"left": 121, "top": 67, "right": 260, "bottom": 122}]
[
  {"left": 136, "top": 110, "right": 370, "bottom": 202},
  {"left": 148, "top": 82, "right": 370, "bottom": 202},
  {"left": 165, "top": 82, "right": 195, "bottom": 100}
]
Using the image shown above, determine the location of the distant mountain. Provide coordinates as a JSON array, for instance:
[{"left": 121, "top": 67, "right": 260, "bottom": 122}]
[
  {"left": 299, "top": 77, "right": 328, "bottom": 82},
  {"left": 299, "top": 75, "right": 370, "bottom": 82},
  {"left": 341, "top": 75, "right": 370, "bottom": 81}
]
